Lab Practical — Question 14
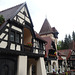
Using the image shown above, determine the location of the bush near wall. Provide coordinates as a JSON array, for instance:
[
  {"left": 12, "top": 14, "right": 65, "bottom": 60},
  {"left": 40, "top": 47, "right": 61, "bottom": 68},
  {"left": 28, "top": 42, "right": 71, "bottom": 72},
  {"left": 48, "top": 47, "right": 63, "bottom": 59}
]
[{"left": 0, "top": 15, "right": 5, "bottom": 26}]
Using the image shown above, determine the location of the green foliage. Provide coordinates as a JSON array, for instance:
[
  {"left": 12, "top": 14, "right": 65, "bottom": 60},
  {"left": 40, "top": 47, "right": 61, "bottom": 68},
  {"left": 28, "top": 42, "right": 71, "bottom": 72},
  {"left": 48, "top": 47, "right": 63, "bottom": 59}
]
[
  {"left": 57, "top": 33, "right": 73, "bottom": 50},
  {"left": 72, "top": 31, "right": 75, "bottom": 41},
  {"left": 0, "top": 15, "right": 5, "bottom": 25}
]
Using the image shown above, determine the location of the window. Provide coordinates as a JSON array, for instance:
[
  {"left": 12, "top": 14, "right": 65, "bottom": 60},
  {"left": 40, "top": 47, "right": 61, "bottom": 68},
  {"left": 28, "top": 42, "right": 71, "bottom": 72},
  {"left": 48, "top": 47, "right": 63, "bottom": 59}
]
[
  {"left": 10, "top": 31, "right": 15, "bottom": 42},
  {"left": 39, "top": 41, "right": 43, "bottom": 49},
  {"left": 15, "top": 33, "right": 20, "bottom": 43},
  {"left": 10, "top": 31, "right": 20, "bottom": 43}
]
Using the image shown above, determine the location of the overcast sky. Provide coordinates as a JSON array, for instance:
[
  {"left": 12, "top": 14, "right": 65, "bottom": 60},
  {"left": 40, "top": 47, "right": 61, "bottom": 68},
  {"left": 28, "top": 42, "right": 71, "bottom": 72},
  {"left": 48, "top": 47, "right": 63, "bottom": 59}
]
[{"left": 0, "top": 0, "right": 75, "bottom": 41}]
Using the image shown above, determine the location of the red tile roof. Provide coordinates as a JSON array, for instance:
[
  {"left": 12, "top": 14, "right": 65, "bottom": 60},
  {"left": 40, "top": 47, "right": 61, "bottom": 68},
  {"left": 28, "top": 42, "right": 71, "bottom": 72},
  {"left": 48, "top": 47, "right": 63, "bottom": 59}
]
[
  {"left": 35, "top": 32, "right": 47, "bottom": 43},
  {"left": 58, "top": 51, "right": 66, "bottom": 56},
  {"left": 57, "top": 49, "right": 72, "bottom": 60}
]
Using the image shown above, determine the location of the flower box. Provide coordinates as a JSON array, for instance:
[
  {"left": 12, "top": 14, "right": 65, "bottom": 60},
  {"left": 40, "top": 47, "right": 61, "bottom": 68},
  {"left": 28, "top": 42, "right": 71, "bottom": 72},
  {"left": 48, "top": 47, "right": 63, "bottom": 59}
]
[{"left": 27, "top": 42, "right": 32, "bottom": 47}]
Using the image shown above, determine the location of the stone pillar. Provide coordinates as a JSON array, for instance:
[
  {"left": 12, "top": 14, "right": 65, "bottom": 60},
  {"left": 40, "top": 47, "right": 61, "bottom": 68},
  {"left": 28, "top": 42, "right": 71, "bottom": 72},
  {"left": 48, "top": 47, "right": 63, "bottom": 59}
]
[
  {"left": 60, "top": 66, "right": 62, "bottom": 73},
  {"left": 48, "top": 62, "right": 50, "bottom": 72},
  {"left": 50, "top": 65, "right": 53, "bottom": 73},
  {"left": 36, "top": 57, "right": 47, "bottom": 75},
  {"left": 28, "top": 64, "right": 32, "bottom": 75},
  {"left": 17, "top": 56, "right": 27, "bottom": 75}
]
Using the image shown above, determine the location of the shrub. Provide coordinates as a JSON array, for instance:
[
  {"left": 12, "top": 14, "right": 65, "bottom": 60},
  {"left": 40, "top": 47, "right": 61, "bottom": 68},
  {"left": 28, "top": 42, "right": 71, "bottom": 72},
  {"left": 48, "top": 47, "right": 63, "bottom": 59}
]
[{"left": 0, "top": 15, "right": 5, "bottom": 26}]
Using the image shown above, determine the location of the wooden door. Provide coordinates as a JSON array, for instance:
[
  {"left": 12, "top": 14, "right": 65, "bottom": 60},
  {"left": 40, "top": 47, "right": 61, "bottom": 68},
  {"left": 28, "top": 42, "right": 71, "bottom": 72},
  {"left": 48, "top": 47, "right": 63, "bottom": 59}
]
[{"left": 0, "top": 55, "right": 17, "bottom": 75}]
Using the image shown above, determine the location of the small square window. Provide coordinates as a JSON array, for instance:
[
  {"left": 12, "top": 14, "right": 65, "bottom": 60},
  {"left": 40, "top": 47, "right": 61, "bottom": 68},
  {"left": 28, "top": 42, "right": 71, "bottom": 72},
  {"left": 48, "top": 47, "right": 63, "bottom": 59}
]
[{"left": 10, "top": 31, "right": 15, "bottom": 41}]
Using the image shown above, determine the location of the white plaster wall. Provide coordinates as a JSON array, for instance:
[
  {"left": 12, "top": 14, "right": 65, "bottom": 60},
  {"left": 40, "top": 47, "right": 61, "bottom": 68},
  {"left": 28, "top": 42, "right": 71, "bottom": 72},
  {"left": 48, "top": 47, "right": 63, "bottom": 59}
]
[
  {"left": 16, "top": 45, "right": 20, "bottom": 51},
  {"left": 17, "top": 56, "right": 27, "bottom": 75},
  {"left": 61, "top": 56, "right": 66, "bottom": 60},
  {"left": 36, "top": 57, "right": 47, "bottom": 75},
  {"left": 7, "top": 24, "right": 9, "bottom": 27},
  {"left": 4, "top": 35, "right": 8, "bottom": 40},
  {"left": 5, "top": 29, "right": 8, "bottom": 32},
  {"left": 17, "top": 7, "right": 31, "bottom": 24},
  {"left": 0, "top": 41, "right": 7, "bottom": 48},
  {"left": 11, "top": 26, "right": 22, "bottom": 32},
  {"left": 10, "top": 43, "right": 15, "bottom": 50},
  {"left": 0, "top": 33, "right": 5, "bottom": 39},
  {"left": 20, "top": 7, "right": 24, "bottom": 13}
]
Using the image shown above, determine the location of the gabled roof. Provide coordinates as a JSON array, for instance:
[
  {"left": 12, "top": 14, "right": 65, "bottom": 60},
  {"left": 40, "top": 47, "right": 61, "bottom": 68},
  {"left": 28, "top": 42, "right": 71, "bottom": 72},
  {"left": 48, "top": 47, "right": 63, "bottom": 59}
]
[
  {"left": 35, "top": 31, "right": 47, "bottom": 43},
  {"left": 39, "top": 18, "right": 53, "bottom": 35},
  {"left": 0, "top": 3, "right": 22, "bottom": 21},
  {"left": 57, "top": 49, "right": 72, "bottom": 60},
  {"left": 57, "top": 51, "right": 66, "bottom": 56},
  {"left": 0, "top": 2, "right": 34, "bottom": 36},
  {"left": 52, "top": 27, "right": 59, "bottom": 34}
]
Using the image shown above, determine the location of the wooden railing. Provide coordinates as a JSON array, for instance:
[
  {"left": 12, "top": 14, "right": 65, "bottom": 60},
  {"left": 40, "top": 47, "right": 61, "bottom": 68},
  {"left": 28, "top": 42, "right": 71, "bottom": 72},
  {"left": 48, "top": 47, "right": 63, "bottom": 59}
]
[
  {"left": 24, "top": 45, "right": 45, "bottom": 54},
  {"left": 24, "top": 45, "right": 32, "bottom": 52}
]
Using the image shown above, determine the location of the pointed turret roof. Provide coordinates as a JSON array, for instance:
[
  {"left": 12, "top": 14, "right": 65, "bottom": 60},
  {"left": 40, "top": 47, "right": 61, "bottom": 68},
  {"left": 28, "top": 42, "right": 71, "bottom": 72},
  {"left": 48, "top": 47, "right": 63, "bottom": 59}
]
[{"left": 39, "top": 18, "right": 53, "bottom": 35}]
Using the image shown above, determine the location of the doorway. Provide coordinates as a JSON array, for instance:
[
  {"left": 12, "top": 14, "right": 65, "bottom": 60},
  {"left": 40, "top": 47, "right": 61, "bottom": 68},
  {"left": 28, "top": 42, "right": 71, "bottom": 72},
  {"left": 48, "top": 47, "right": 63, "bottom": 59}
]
[{"left": 0, "top": 55, "right": 17, "bottom": 75}]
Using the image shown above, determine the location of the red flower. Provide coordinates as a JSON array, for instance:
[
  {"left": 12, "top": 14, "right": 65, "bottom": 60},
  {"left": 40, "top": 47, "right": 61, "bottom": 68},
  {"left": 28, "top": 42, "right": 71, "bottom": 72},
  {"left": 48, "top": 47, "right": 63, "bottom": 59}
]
[
  {"left": 54, "top": 52, "right": 57, "bottom": 55},
  {"left": 27, "top": 42, "right": 32, "bottom": 46}
]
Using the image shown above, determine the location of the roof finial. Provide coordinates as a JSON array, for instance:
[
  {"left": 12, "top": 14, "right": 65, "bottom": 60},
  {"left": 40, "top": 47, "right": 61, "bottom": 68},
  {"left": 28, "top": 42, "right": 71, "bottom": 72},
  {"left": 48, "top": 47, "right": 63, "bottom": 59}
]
[{"left": 45, "top": 14, "right": 47, "bottom": 19}]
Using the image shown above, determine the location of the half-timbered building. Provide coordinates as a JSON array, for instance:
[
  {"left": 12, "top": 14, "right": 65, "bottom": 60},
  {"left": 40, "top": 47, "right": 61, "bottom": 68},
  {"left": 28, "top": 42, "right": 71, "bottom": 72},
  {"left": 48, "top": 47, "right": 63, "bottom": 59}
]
[
  {"left": 67, "top": 50, "right": 75, "bottom": 70},
  {"left": 58, "top": 49, "right": 75, "bottom": 72},
  {"left": 0, "top": 2, "right": 47, "bottom": 75}
]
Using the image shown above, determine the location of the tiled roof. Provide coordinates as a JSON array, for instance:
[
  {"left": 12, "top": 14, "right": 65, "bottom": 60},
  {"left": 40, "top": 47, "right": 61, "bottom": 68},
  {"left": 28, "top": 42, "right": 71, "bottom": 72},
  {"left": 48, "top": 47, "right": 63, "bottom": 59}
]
[
  {"left": 57, "top": 51, "right": 66, "bottom": 56},
  {"left": 57, "top": 49, "right": 72, "bottom": 60},
  {"left": 0, "top": 3, "right": 22, "bottom": 21},
  {"left": 39, "top": 18, "right": 53, "bottom": 35},
  {"left": 35, "top": 32, "right": 47, "bottom": 43},
  {"left": 52, "top": 27, "right": 59, "bottom": 33}
]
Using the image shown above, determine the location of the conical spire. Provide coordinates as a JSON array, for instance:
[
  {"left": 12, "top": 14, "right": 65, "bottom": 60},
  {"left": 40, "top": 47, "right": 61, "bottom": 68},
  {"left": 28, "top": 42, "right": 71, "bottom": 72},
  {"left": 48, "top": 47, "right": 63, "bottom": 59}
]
[{"left": 39, "top": 18, "right": 53, "bottom": 35}]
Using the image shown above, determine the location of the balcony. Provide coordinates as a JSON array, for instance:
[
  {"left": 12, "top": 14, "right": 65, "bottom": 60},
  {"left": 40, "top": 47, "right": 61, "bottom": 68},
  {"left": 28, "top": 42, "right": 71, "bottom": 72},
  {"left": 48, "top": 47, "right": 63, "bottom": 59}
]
[
  {"left": 23, "top": 27, "right": 46, "bottom": 55},
  {"left": 24, "top": 45, "right": 45, "bottom": 55}
]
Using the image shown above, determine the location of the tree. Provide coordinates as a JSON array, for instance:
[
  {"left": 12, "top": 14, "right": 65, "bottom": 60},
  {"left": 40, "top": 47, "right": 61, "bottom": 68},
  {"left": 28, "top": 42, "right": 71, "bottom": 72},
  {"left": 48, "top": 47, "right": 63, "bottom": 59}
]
[
  {"left": 57, "top": 31, "right": 75, "bottom": 50},
  {"left": 57, "top": 40, "right": 64, "bottom": 50},
  {"left": 0, "top": 15, "right": 5, "bottom": 26},
  {"left": 72, "top": 31, "right": 75, "bottom": 41},
  {"left": 68, "top": 34, "right": 72, "bottom": 43},
  {"left": 64, "top": 34, "right": 69, "bottom": 49},
  {"left": 57, "top": 41, "right": 62, "bottom": 50}
]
